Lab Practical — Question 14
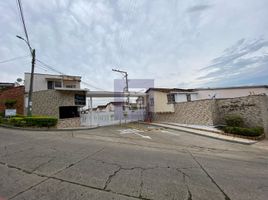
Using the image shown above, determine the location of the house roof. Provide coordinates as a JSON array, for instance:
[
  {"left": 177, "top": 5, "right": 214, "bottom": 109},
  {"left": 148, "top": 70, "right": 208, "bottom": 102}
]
[
  {"left": 0, "top": 82, "right": 15, "bottom": 87},
  {"left": 25, "top": 72, "right": 81, "bottom": 79},
  {"left": 146, "top": 85, "right": 268, "bottom": 93},
  {"left": 106, "top": 101, "right": 125, "bottom": 106},
  {"left": 145, "top": 88, "right": 195, "bottom": 93},
  {"left": 55, "top": 88, "right": 89, "bottom": 92},
  {"left": 97, "top": 105, "right": 107, "bottom": 109},
  {"left": 196, "top": 85, "right": 268, "bottom": 90}
]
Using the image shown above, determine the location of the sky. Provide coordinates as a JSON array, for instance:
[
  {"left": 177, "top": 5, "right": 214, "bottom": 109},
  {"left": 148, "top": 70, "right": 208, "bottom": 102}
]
[{"left": 1, "top": 0, "right": 268, "bottom": 93}]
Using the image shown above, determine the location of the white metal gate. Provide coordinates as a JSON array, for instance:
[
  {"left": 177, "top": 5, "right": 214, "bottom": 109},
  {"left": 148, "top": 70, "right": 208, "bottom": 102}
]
[{"left": 80, "top": 110, "right": 145, "bottom": 126}]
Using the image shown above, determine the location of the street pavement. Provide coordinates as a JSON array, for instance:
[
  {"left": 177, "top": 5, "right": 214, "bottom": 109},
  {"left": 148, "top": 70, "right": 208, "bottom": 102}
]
[{"left": 0, "top": 123, "right": 268, "bottom": 200}]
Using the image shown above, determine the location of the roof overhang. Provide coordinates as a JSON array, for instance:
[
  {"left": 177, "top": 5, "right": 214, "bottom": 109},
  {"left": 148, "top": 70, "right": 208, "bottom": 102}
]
[
  {"left": 55, "top": 88, "right": 89, "bottom": 92},
  {"left": 86, "top": 91, "right": 147, "bottom": 98}
]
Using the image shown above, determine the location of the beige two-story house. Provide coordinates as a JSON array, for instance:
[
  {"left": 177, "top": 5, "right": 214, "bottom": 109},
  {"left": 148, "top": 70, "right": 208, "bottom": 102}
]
[{"left": 24, "top": 73, "right": 88, "bottom": 127}]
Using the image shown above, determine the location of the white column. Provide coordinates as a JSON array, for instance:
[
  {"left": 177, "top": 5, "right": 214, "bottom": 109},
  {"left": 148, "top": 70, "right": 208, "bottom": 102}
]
[{"left": 90, "top": 97, "right": 93, "bottom": 126}]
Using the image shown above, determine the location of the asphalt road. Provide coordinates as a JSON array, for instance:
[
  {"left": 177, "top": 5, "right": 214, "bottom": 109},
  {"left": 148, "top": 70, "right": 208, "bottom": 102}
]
[{"left": 0, "top": 123, "right": 268, "bottom": 200}]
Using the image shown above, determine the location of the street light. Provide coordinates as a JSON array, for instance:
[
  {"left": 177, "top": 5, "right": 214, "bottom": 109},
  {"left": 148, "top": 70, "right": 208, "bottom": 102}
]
[
  {"left": 16, "top": 35, "right": 35, "bottom": 116},
  {"left": 112, "top": 69, "right": 130, "bottom": 106}
]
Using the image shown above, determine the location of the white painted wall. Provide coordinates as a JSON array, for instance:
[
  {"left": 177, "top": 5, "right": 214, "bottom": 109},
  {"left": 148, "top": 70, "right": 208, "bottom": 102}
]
[
  {"left": 191, "top": 93, "right": 198, "bottom": 101},
  {"left": 175, "top": 94, "right": 187, "bottom": 102},
  {"left": 197, "top": 87, "right": 268, "bottom": 100},
  {"left": 24, "top": 73, "right": 81, "bottom": 92}
]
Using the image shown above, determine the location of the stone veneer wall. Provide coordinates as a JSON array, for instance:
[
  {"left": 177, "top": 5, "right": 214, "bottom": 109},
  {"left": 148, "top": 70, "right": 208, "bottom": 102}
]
[
  {"left": 216, "top": 95, "right": 267, "bottom": 127},
  {"left": 153, "top": 99, "right": 217, "bottom": 125},
  {"left": 32, "top": 90, "right": 84, "bottom": 118},
  {"left": 153, "top": 95, "right": 268, "bottom": 137},
  {"left": 57, "top": 117, "right": 80, "bottom": 128}
]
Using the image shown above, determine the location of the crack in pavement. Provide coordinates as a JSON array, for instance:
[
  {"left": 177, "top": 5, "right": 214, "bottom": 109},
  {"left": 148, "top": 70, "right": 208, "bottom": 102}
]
[
  {"left": 31, "top": 157, "right": 55, "bottom": 173},
  {"left": 2, "top": 147, "right": 106, "bottom": 200},
  {"left": 188, "top": 151, "right": 231, "bottom": 200},
  {"left": 103, "top": 166, "right": 121, "bottom": 190},
  {"left": 139, "top": 169, "right": 144, "bottom": 199},
  {"left": 176, "top": 168, "right": 192, "bottom": 200},
  {"left": 91, "top": 157, "right": 199, "bottom": 200},
  {"left": 1, "top": 149, "right": 202, "bottom": 200}
]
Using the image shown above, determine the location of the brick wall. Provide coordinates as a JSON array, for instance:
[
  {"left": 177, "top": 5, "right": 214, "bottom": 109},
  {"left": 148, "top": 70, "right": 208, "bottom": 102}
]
[{"left": 0, "top": 86, "right": 25, "bottom": 115}]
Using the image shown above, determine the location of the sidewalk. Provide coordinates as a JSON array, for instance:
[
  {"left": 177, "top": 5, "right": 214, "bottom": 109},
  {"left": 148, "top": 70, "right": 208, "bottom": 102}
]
[{"left": 148, "top": 122, "right": 258, "bottom": 145}]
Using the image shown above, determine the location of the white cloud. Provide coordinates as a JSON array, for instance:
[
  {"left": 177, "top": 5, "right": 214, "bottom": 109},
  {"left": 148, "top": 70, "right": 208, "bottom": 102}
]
[{"left": 0, "top": 0, "right": 268, "bottom": 94}]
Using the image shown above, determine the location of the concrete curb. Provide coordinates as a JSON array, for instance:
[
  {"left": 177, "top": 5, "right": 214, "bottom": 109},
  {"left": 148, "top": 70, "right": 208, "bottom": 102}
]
[
  {"left": 0, "top": 124, "right": 99, "bottom": 132},
  {"left": 141, "top": 122, "right": 258, "bottom": 145}
]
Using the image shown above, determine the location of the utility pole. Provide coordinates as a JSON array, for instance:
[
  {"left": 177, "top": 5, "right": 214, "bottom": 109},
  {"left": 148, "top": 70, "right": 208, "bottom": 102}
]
[
  {"left": 16, "top": 0, "right": 35, "bottom": 116},
  {"left": 28, "top": 49, "right": 35, "bottom": 116},
  {"left": 112, "top": 69, "right": 129, "bottom": 109},
  {"left": 16, "top": 35, "right": 35, "bottom": 116}
]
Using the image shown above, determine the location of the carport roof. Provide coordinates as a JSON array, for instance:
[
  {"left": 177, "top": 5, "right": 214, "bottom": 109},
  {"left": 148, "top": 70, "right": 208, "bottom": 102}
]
[{"left": 86, "top": 91, "right": 147, "bottom": 97}]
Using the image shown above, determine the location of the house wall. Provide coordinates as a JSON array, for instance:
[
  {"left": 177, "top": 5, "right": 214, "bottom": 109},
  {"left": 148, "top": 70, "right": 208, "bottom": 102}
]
[
  {"left": 148, "top": 90, "right": 174, "bottom": 113},
  {"left": 153, "top": 95, "right": 268, "bottom": 138},
  {"left": 174, "top": 93, "right": 198, "bottom": 102},
  {"left": 197, "top": 87, "right": 268, "bottom": 100},
  {"left": 174, "top": 94, "right": 187, "bottom": 103},
  {"left": 0, "top": 86, "right": 25, "bottom": 115},
  {"left": 24, "top": 73, "right": 81, "bottom": 93},
  {"left": 32, "top": 90, "right": 84, "bottom": 118}
]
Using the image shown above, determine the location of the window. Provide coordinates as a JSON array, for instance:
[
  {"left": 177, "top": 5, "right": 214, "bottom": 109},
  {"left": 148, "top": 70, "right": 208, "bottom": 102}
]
[
  {"left": 167, "top": 93, "right": 175, "bottom": 104},
  {"left": 149, "top": 97, "right": 154, "bottom": 106},
  {"left": 47, "top": 81, "right": 62, "bottom": 89},
  {"left": 47, "top": 81, "right": 53, "bottom": 89},
  {"left": 54, "top": 81, "right": 62, "bottom": 88}
]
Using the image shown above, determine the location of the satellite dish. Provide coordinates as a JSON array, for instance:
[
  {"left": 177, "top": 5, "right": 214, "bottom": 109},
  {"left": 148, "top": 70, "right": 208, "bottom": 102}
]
[{"left": 16, "top": 78, "right": 23, "bottom": 82}]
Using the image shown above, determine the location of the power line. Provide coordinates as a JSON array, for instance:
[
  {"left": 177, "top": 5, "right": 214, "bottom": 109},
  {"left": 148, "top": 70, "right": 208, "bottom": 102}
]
[
  {"left": 36, "top": 59, "right": 64, "bottom": 75},
  {"left": 36, "top": 59, "right": 106, "bottom": 91},
  {"left": 0, "top": 55, "right": 30, "bottom": 64}
]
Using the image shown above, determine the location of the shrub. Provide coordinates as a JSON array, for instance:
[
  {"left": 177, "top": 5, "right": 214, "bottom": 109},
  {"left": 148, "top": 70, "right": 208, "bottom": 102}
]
[
  {"left": 9, "top": 117, "right": 26, "bottom": 127},
  {"left": 225, "top": 115, "right": 244, "bottom": 127},
  {"left": 8, "top": 116, "right": 58, "bottom": 127},
  {"left": 24, "top": 116, "right": 58, "bottom": 127},
  {"left": 223, "top": 126, "right": 263, "bottom": 137}
]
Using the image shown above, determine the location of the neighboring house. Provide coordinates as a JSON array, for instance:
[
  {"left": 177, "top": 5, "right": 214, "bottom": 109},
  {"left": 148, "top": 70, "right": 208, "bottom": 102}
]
[
  {"left": 146, "top": 85, "right": 268, "bottom": 113},
  {"left": 0, "top": 85, "right": 25, "bottom": 115},
  {"left": 0, "top": 82, "right": 15, "bottom": 90},
  {"left": 94, "top": 101, "right": 138, "bottom": 112},
  {"left": 24, "top": 73, "right": 87, "bottom": 127},
  {"left": 96, "top": 105, "right": 107, "bottom": 112},
  {"left": 105, "top": 101, "right": 125, "bottom": 112},
  {"left": 146, "top": 88, "right": 195, "bottom": 113}
]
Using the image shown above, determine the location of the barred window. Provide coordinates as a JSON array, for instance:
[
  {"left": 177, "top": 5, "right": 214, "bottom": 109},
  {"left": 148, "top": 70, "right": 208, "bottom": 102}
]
[{"left": 167, "top": 93, "right": 175, "bottom": 104}]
